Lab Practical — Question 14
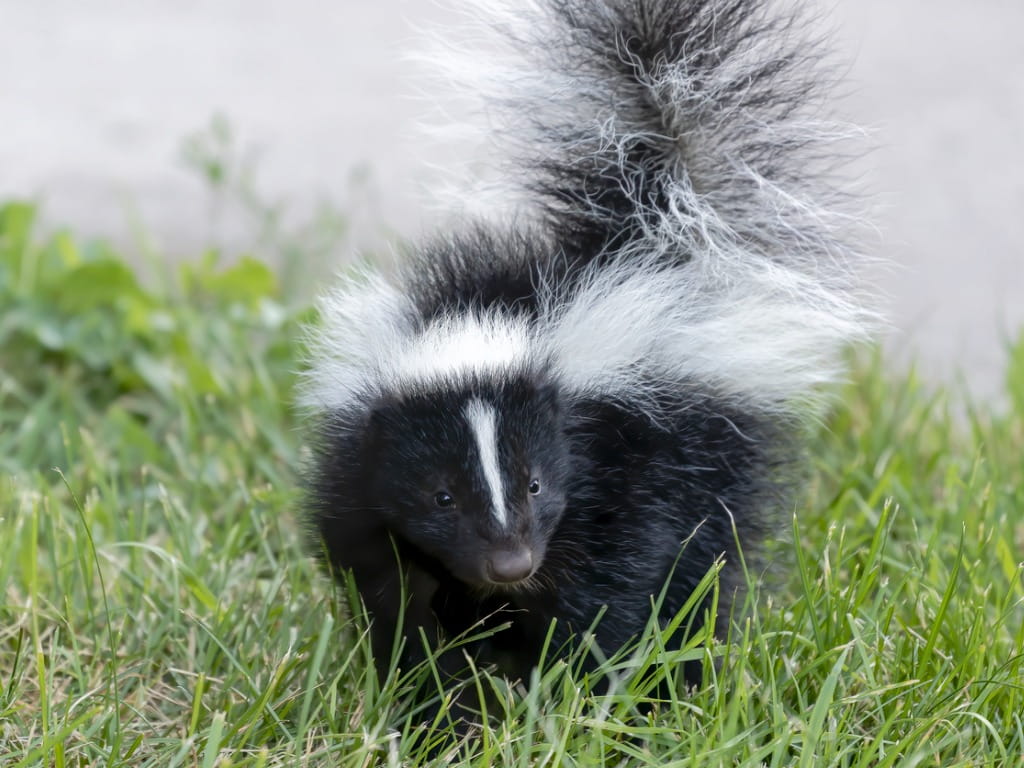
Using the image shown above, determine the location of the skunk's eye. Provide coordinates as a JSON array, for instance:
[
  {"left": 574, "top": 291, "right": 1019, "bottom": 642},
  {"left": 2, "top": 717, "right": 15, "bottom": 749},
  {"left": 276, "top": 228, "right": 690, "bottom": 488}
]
[
  {"left": 434, "top": 491, "right": 455, "bottom": 508},
  {"left": 528, "top": 479, "right": 541, "bottom": 495}
]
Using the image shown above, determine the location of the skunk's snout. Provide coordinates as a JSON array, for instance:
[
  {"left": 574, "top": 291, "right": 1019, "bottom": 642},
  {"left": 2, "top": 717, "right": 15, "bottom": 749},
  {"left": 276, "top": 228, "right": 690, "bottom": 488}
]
[{"left": 486, "top": 548, "right": 534, "bottom": 583}]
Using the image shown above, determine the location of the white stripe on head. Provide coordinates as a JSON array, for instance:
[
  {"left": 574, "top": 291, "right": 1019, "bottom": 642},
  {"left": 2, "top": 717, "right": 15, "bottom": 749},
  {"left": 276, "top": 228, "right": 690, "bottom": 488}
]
[{"left": 463, "top": 398, "right": 507, "bottom": 528}]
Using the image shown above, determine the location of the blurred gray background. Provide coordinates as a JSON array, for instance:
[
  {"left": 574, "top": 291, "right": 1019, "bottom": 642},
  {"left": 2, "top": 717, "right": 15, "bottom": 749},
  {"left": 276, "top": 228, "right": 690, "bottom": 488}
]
[{"left": 2, "top": 0, "right": 1022, "bottom": 398}]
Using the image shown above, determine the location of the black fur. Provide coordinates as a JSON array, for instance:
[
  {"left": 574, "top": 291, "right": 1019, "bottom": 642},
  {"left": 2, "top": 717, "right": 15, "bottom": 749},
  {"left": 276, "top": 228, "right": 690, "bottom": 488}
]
[{"left": 308, "top": 365, "right": 792, "bottom": 685}]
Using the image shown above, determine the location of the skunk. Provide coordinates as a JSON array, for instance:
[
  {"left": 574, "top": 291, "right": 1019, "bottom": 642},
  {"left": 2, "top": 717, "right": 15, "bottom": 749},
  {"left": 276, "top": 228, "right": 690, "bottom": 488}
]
[{"left": 300, "top": 0, "right": 873, "bottom": 691}]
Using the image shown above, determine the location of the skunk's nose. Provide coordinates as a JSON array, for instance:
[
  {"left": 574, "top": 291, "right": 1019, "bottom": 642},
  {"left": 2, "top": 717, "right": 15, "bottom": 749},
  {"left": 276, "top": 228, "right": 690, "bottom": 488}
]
[{"left": 487, "top": 549, "right": 534, "bottom": 583}]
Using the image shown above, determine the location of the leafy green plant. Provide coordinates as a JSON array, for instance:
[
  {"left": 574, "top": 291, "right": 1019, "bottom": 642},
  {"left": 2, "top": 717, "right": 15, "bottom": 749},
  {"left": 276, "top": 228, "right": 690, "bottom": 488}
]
[{"left": 0, "top": 201, "right": 302, "bottom": 476}]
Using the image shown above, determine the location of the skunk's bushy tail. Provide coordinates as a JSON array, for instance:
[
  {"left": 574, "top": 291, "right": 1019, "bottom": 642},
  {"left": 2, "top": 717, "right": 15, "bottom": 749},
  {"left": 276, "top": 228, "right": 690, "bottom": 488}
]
[
  {"left": 420, "top": 0, "right": 876, "bottom": 415},
  {"left": 431, "top": 0, "right": 860, "bottom": 261}
]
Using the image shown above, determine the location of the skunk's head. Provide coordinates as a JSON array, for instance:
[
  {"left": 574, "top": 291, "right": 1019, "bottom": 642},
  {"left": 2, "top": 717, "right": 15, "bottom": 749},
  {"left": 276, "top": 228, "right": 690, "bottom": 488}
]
[{"left": 359, "top": 376, "right": 568, "bottom": 589}]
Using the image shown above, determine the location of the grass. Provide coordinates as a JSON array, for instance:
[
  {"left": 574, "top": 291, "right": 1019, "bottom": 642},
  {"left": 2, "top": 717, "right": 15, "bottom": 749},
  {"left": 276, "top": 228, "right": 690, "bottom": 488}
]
[{"left": 1, "top": 197, "right": 1022, "bottom": 766}]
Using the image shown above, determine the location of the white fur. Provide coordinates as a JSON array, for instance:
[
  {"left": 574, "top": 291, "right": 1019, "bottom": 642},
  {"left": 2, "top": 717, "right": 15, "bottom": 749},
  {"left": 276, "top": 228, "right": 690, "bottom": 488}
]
[
  {"left": 298, "top": 269, "right": 415, "bottom": 412},
  {"left": 299, "top": 271, "right": 533, "bottom": 413},
  {"left": 464, "top": 399, "right": 508, "bottom": 527},
  {"left": 393, "top": 315, "right": 531, "bottom": 390},
  {"left": 539, "top": 252, "right": 874, "bottom": 414}
]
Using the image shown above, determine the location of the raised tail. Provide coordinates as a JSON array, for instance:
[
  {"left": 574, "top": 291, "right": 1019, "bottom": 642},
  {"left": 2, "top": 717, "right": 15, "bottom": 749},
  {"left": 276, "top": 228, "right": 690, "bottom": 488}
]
[
  {"left": 420, "top": 0, "right": 877, "bottom": 413},
  {"left": 429, "top": 0, "right": 862, "bottom": 266}
]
